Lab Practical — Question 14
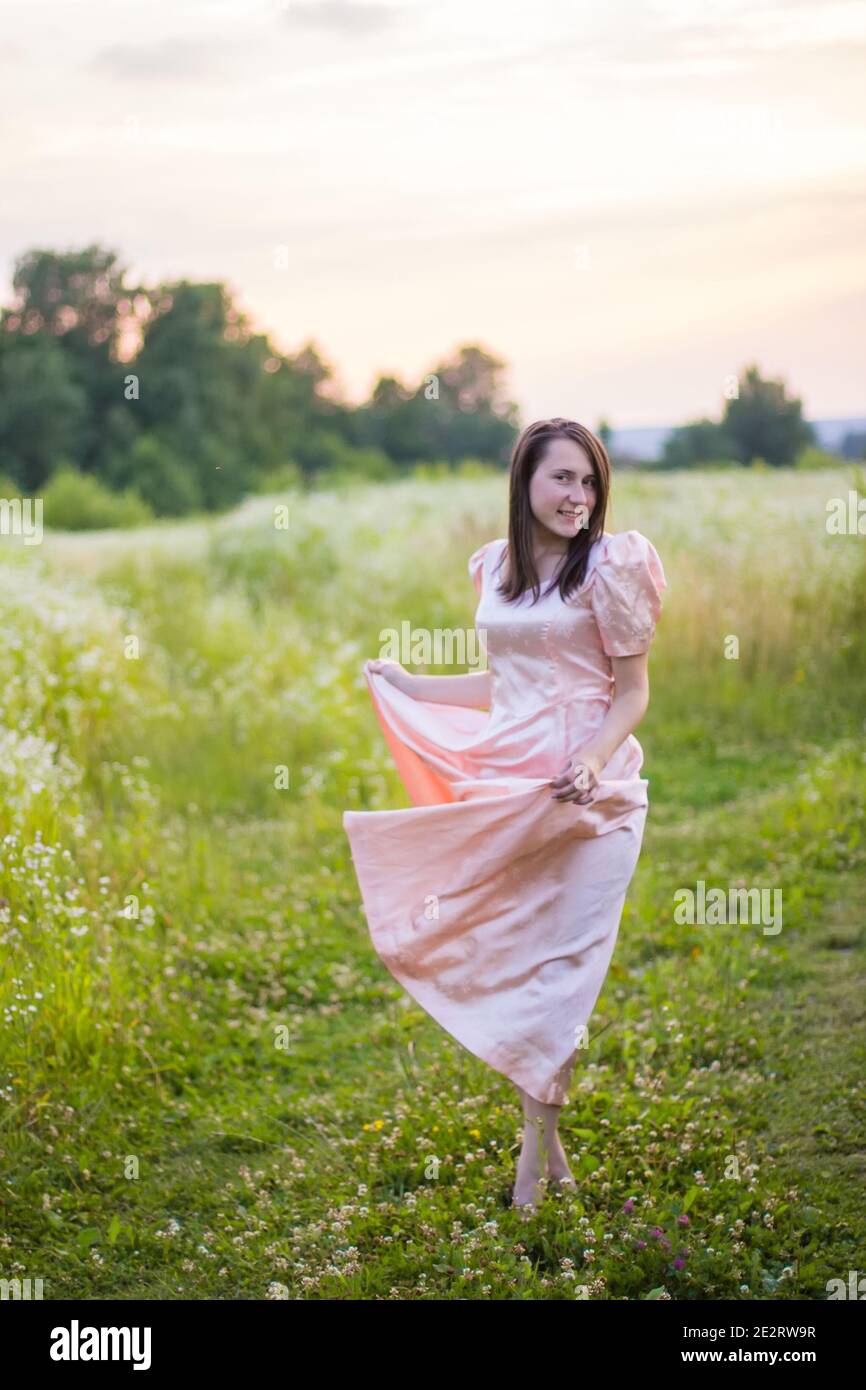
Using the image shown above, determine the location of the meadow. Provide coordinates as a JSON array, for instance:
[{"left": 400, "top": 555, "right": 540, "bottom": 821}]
[{"left": 1, "top": 463, "right": 865, "bottom": 1300}]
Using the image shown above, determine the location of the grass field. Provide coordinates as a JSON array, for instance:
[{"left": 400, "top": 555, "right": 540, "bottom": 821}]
[{"left": 1, "top": 464, "right": 865, "bottom": 1300}]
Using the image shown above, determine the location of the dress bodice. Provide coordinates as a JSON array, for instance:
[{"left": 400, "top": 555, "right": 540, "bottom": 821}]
[{"left": 469, "top": 530, "right": 667, "bottom": 730}]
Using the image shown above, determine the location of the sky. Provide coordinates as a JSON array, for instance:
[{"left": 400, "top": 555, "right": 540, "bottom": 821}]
[{"left": 1, "top": 0, "right": 864, "bottom": 427}]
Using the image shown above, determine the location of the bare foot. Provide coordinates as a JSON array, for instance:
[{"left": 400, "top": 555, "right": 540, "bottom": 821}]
[
  {"left": 513, "top": 1127, "right": 548, "bottom": 1209},
  {"left": 546, "top": 1132, "right": 576, "bottom": 1188}
]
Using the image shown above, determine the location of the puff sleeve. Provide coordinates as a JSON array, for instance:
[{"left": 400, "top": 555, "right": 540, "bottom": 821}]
[
  {"left": 590, "top": 530, "right": 667, "bottom": 657},
  {"left": 468, "top": 541, "right": 490, "bottom": 597}
]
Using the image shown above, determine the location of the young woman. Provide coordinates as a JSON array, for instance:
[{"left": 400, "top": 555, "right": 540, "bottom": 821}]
[{"left": 343, "top": 417, "right": 666, "bottom": 1211}]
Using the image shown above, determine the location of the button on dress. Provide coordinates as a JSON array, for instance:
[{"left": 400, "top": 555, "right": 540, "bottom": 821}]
[{"left": 342, "top": 529, "right": 667, "bottom": 1104}]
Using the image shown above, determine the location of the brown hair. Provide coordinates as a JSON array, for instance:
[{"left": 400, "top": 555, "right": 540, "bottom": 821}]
[{"left": 493, "top": 417, "right": 611, "bottom": 604}]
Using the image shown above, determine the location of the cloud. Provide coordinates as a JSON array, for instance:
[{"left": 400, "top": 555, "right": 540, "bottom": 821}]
[
  {"left": 89, "top": 37, "right": 231, "bottom": 82},
  {"left": 277, "top": 1, "right": 404, "bottom": 36}
]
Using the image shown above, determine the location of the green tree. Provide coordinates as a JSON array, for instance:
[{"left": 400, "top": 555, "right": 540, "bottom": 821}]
[
  {"left": 357, "top": 344, "right": 519, "bottom": 467},
  {"left": 0, "top": 244, "right": 525, "bottom": 514},
  {"left": 129, "top": 281, "right": 261, "bottom": 508},
  {"left": 426, "top": 344, "right": 520, "bottom": 463},
  {"left": 722, "top": 364, "right": 814, "bottom": 467},
  {"left": 0, "top": 333, "right": 88, "bottom": 491},
  {"left": 0, "top": 245, "right": 147, "bottom": 472},
  {"left": 661, "top": 418, "right": 739, "bottom": 469},
  {"left": 128, "top": 285, "right": 353, "bottom": 505},
  {"left": 103, "top": 434, "right": 202, "bottom": 516},
  {"left": 355, "top": 376, "right": 430, "bottom": 463}
]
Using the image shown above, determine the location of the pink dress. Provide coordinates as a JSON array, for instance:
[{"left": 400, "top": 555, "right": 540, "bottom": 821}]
[{"left": 342, "top": 529, "right": 667, "bottom": 1105}]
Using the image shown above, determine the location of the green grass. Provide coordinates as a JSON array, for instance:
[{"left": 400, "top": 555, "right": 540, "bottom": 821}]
[{"left": 1, "top": 465, "right": 865, "bottom": 1299}]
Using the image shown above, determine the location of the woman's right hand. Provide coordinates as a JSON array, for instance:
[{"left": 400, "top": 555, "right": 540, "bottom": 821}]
[{"left": 366, "top": 658, "right": 417, "bottom": 696}]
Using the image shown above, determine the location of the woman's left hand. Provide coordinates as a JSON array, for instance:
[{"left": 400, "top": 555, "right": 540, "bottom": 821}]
[{"left": 549, "top": 752, "right": 603, "bottom": 804}]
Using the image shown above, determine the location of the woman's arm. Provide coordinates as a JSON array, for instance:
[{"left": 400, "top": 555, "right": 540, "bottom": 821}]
[
  {"left": 550, "top": 652, "right": 650, "bottom": 803},
  {"left": 408, "top": 669, "right": 491, "bottom": 709},
  {"left": 578, "top": 652, "right": 650, "bottom": 771},
  {"left": 368, "top": 659, "right": 491, "bottom": 709}
]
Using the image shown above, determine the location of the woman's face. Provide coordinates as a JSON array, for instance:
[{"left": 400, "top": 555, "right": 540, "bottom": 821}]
[{"left": 527, "top": 438, "right": 598, "bottom": 541}]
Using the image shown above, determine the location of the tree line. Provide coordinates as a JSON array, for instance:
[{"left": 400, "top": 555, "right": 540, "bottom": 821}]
[
  {"left": 0, "top": 244, "right": 520, "bottom": 517},
  {"left": 0, "top": 244, "right": 845, "bottom": 525}
]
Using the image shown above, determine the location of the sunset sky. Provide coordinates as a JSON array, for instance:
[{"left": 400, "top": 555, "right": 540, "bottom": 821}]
[{"left": 2, "top": 0, "right": 864, "bottom": 427}]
